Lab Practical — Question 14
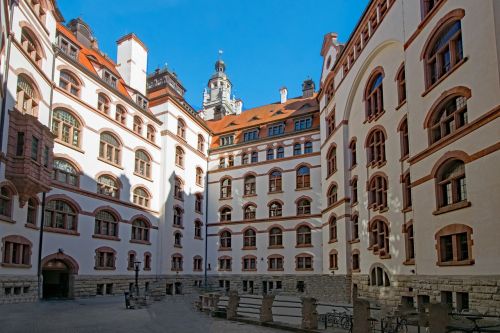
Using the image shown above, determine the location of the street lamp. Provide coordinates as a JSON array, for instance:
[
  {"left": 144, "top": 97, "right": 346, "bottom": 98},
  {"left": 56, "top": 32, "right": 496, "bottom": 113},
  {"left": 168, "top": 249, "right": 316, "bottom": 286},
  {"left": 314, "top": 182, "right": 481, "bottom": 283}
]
[{"left": 134, "top": 261, "right": 141, "bottom": 296}]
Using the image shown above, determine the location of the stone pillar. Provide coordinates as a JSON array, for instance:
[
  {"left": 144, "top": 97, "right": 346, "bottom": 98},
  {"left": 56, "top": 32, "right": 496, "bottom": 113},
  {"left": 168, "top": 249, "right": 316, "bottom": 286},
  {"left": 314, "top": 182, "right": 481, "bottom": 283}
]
[
  {"left": 352, "top": 298, "right": 371, "bottom": 333},
  {"left": 301, "top": 297, "right": 318, "bottom": 330},
  {"left": 260, "top": 294, "right": 275, "bottom": 323},
  {"left": 428, "top": 303, "right": 449, "bottom": 333},
  {"left": 226, "top": 291, "right": 240, "bottom": 320}
]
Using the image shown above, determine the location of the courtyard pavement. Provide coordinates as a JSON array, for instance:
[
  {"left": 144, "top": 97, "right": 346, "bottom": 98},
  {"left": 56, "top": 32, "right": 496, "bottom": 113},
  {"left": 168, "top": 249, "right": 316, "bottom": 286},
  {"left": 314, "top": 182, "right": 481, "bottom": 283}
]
[{"left": 0, "top": 295, "right": 286, "bottom": 333}]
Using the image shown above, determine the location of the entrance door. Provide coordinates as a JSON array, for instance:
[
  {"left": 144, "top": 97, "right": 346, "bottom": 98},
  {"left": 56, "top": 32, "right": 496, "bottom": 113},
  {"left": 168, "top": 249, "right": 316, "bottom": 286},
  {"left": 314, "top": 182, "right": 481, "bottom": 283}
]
[
  {"left": 174, "top": 282, "right": 182, "bottom": 295},
  {"left": 262, "top": 281, "right": 267, "bottom": 295},
  {"left": 166, "top": 283, "right": 173, "bottom": 295},
  {"left": 42, "top": 259, "right": 70, "bottom": 299}
]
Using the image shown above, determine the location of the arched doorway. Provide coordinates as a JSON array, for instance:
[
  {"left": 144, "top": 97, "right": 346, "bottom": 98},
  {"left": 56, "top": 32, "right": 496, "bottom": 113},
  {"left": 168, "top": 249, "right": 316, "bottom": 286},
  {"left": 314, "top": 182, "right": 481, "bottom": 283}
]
[{"left": 41, "top": 253, "right": 78, "bottom": 299}]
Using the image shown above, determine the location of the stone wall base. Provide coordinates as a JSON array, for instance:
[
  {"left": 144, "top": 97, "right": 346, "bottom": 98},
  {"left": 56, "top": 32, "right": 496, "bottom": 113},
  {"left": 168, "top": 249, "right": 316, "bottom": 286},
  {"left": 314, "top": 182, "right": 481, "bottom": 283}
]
[
  {"left": 0, "top": 275, "right": 38, "bottom": 304},
  {"left": 352, "top": 274, "right": 500, "bottom": 313}
]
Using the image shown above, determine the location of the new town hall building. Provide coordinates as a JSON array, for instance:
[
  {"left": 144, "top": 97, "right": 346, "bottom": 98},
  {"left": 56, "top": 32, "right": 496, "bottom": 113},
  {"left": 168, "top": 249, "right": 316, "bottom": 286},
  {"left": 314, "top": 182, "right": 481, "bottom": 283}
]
[{"left": 0, "top": 0, "right": 499, "bottom": 312}]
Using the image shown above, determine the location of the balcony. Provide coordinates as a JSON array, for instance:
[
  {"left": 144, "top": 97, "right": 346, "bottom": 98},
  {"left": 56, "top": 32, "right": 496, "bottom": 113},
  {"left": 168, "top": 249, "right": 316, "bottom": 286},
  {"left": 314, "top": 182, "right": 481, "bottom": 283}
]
[{"left": 5, "top": 108, "right": 54, "bottom": 206}]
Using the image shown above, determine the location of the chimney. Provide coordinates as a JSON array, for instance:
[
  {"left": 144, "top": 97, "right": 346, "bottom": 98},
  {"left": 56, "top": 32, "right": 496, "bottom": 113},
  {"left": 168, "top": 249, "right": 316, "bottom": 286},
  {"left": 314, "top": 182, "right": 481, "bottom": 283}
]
[
  {"left": 116, "top": 33, "right": 148, "bottom": 95},
  {"left": 279, "top": 87, "right": 288, "bottom": 103},
  {"left": 234, "top": 99, "right": 243, "bottom": 114},
  {"left": 302, "top": 79, "right": 315, "bottom": 98}
]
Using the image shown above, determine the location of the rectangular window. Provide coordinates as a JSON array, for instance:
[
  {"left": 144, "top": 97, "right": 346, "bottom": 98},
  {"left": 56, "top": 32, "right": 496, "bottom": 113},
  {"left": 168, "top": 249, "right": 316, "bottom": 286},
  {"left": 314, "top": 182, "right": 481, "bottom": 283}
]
[
  {"left": 103, "top": 70, "right": 117, "bottom": 88},
  {"left": 457, "top": 232, "right": 469, "bottom": 261},
  {"left": 43, "top": 146, "right": 49, "bottom": 167},
  {"left": 16, "top": 132, "right": 25, "bottom": 156},
  {"left": 220, "top": 135, "right": 234, "bottom": 146},
  {"left": 456, "top": 292, "right": 469, "bottom": 312},
  {"left": 243, "top": 129, "right": 259, "bottom": 142},
  {"left": 440, "top": 235, "right": 454, "bottom": 262},
  {"left": 31, "top": 136, "right": 39, "bottom": 161},
  {"left": 294, "top": 117, "right": 312, "bottom": 131},
  {"left": 267, "top": 123, "right": 285, "bottom": 136}
]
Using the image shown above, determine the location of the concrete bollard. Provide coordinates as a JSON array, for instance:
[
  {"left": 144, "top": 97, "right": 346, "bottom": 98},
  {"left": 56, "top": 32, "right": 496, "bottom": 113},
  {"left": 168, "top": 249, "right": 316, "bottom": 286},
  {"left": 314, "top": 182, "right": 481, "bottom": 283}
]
[
  {"left": 428, "top": 303, "right": 449, "bottom": 333},
  {"left": 260, "top": 294, "right": 275, "bottom": 323},
  {"left": 226, "top": 291, "right": 240, "bottom": 320},
  {"left": 352, "top": 298, "right": 371, "bottom": 333},
  {"left": 301, "top": 297, "right": 318, "bottom": 330}
]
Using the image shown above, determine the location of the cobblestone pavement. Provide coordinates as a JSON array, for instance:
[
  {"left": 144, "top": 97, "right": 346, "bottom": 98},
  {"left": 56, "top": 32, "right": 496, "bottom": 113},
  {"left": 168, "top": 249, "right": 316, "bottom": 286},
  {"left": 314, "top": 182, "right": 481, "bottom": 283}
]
[{"left": 0, "top": 295, "right": 286, "bottom": 333}]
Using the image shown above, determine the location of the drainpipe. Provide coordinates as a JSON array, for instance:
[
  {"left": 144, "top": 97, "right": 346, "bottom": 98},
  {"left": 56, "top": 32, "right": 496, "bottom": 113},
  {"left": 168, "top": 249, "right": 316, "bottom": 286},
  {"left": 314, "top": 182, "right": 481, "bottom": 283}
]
[
  {"left": 0, "top": 0, "right": 19, "bottom": 162},
  {"left": 203, "top": 150, "right": 209, "bottom": 289}
]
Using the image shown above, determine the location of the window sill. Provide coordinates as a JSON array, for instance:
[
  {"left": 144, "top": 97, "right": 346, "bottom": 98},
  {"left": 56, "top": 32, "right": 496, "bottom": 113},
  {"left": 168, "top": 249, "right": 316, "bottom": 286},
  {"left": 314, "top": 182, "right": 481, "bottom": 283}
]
[
  {"left": 329, "top": 267, "right": 339, "bottom": 271},
  {"left": 437, "top": 259, "right": 475, "bottom": 267},
  {"left": 129, "top": 239, "right": 151, "bottom": 245},
  {"left": 242, "top": 247, "right": 257, "bottom": 251},
  {"left": 401, "top": 207, "right": 412, "bottom": 213},
  {"left": 326, "top": 171, "right": 337, "bottom": 181},
  {"left": 328, "top": 239, "right": 338, "bottom": 244},
  {"left": 174, "top": 245, "right": 182, "bottom": 248},
  {"left": 1, "top": 263, "right": 31, "bottom": 268},
  {"left": 171, "top": 269, "right": 183, "bottom": 272},
  {"left": 399, "top": 154, "right": 409, "bottom": 162},
  {"left": 403, "top": 259, "right": 415, "bottom": 266},
  {"left": 422, "top": 57, "right": 468, "bottom": 97},
  {"left": 193, "top": 269, "right": 203, "bottom": 272},
  {"left": 219, "top": 197, "right": 233, "bottom": 201},
  {"left": 348, "top": 239, "right": 360, "bottom": 244},
  {"left": 295, "top": 268, "right": 314, "bottom": 272},
  {"left": 268, "top": 268, "right": 284, "bottom": 272},
  {"left": 268, "top": 246, "right": 284, "bottom": 249},
  {"left": 395, "top": 100, "right": 407, "bottom": 111},
  {"left": 218, "top": 269, "right": 232, "bottom": 272},
  {"left": 364, "top": 110, "right": 386, "bottom": 124},
  {"left": 295, "top": 244, "right": 313, "bottom": 248},
  {"left": 94, "top": 267, "right": 116, "bottom": 271},
  {"left": 43, "top": 227, "right": 80, "bottom": 236},
  {"left": 0, "top": 216, "right": 15, "bottom": 224},
  {"left": 242, "top": 194, "right": 257, "bottom": 198},
  {"left": 218, "top": 247, "right": 232, "bottom": 251},
  {"left": 351, "top": 201, "right": 359, "bottom": 208},
  {"left": 370, "top": 206, "right": 389, "bottom": 213},
  {"left": 55, "top": 139, "right": 85, "bottom": 154},
  {"left": 367, "top": 160, "right": 387, "bottom": 169},
  {"left": 25, "top": 223, "right": 38, "bottom": 230},
  {"left": 194, "top": 237, "right": 204, "bottom": 240},
  {"left": 433, "top": 201, "right": 471, "bottom": 215},
  {"left": 194, "top": 210, "right": 203, "bottom": 215},
  {"left": 242, "top": 269, "right": 257, "bottom": 272},
  {"left": 268, "top": 190, "right": 284, "bottom": 195},
  {"left": 352, "top": 268, "right": 360, "bottom": 273},
  {"left": 175, "top": 163, "right": 185, "bottom": 170},
  {"left": 144, "top": 268, "right": 152, "bottom": 271},
  {"left": 295, "top": 187, "right": 312, "bottom": 191},
  {"left": 349, "top": 164, "right": 357, "bottom": 171},
  {"left": 172, "top": 224, "right": 184, "bottom": 229},
  {"left": 92, "top": 235, "right": 121, "bottom": 241},
  {"left": 133, "top": 172, "right": 153, "bottom": 182},
  {"left": 97, "top": 157, "right": 123, "bottom": 170}
]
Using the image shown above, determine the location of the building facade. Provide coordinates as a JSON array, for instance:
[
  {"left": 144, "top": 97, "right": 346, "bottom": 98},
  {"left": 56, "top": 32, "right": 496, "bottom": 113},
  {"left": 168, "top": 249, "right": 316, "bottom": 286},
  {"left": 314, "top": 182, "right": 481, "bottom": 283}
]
[{"left": 0, "top": 0, "right": 499, "bottom": 313}]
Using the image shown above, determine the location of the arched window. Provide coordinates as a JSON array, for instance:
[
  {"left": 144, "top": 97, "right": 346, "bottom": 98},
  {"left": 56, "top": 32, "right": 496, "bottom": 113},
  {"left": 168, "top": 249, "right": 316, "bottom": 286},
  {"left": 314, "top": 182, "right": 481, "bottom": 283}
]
[
  {"left": 197, "top": 134, "right": 205, "bottom": 152},
  {"left": 349, "top": 139, "right": 357, "bottom": 168},
  {"left": 133, "top": 116, "right": 143, "bottom": 135},
  {"left": 296, "top": 226, "right": 311, "bottom": 246},
  {"left": 242, "top": 153, "right": 249, "bottom": 165},
  {"left": 244, "top": 175, "right": 256, "bottom": 195},
  {"left": 133, "top": 187, "right": 150, "bottom": 207},
  {"left": 304, "top": 141, "right": 313, "bottom": 154},
  {"left": 193, "top": 256, "right": 203, "bottom": 271},
  {"left": 425, "top": 20, "right": 463, "bottom": 87},
  {"left": 351, "top": 178, "right": 358, "bottom": 204},
  {"left": 269, "top": 170, "right": 282, "bottom": 192},
  {"left": 173, "top": 206, "right": 183, "bottom": 226},
  {"left": 296, "top": 254, "right": 313, "bottom": 270},
  {"left": 115, "top": 105, "right": 127, "bottom": 125},
  {"left": 368, "top": 175, "right": 388, "bottom": 210},
  {"left": 59, "top": 70, "right": 81, "bottom": 96},
  {"left": 174, "top": 231, "right": 182, "bottom": 247},
  {"left": 0, "top": 186, "right": 13, "bottom": 218},
  {"left": 135, "top": 150, "right": 151, "bottom": 178},
  {"left": 251, "top": 151, "right": 258, "bottom": 163},
  {"left": 370, "top": 266, "right": 391, "bottom": 286},
  {"left": 194, "top": 220, "right": 202, "bottom": 239},
  {"left": 435, "top": 224, "right": 473, "bottom": 266},
  {"left": 194, "top": 193, "right": 203, "bottom": 212},
  {"left": 16, "top": 74, "right": 39, "bottom": 116},
  {"left": 367, "top": 129, "right": 386, "bottom": 166},
  {"left": 269, "top": 201, "right": 282, "bottom": 217},
  {"left": 266, "top": 148, "right": 274, "bottom": 161},
  {"left": 436, "top": 159, "right": 467, "bottom": 209},
  {"left": 99, "top": 132, "right": 121, "bottom": 165},
  {"left": 218, "top": 256, "right": 232, "bottom": 271},
  {"left": 144, "top": 252, "right": 152, "bottom": 270},
  {"left": 175, "top": 146, "right": 185, "bottom": 167},
  {"left": 220, "top": 178, "right": 232, "bottom": 199},
  {"left": 269, "top": 227, "right": 283, "bottom": 247},
  {"left": 220, "top": 231, "right": 232, "bottom": 249},
  {"left": 327, "top": 145, "right": 337, "bottom": 176},
  {"left": 399, "top": 118, "right": 409, "bottom": 158},
  {"left": 352, "top": 251, "right": 360, "bottom": 271},
  {"left": 365, "top": 71, "right": 384, "bottom": 120},
  {"left": 177, "top": 118, "right": 186, "bottom": 138},
  {"left": 220, "top": 207, "right": 232, "bottom": 222},
  {"left": 131, "top": 219, "right": 150, "bottom": 242},
  {"left": 44, "top": 199, "right": 77, "bottom": 231},
  {"left": 242, "top": 255, "right": 257, "bottom": 271},
  {"left": 27, "top": 198, "right": 37, "bottom": 225},
  {"left": 21, "top": 28, "right": 42, "bottom": 65},
  {"left": 329, "top": 216, "right": 337, "bottom": 242},
  {"left": 94, "top": 210, "right": 118, "bottom": 237},
  {"left": 97, "top": 174, "right": 120, "bottom": 198},
  {"left": 171, "top": 254, "right": 183, "bottom": 271},
  {"left": 268, "top": 254, "right": 284, "bottom": 271},
  {"left": 53, "top": 159, "right": 79, "bottom": 186},
  {"left": 297, "top": 198, "right": 311, "bottom": 215},
  {"left": 396, "top": 64, "right": 406, "bottom": 105},
  {"left": 429, "top": 95, "right": 468, "bottom": 144},
  {"left": 327, "top": 184, "right": 338, "bottom": 206},
  {"left": 243, "top": 204, "right": 256, "bottom": 220},
  {"left": 293, "top": 143, "right": 302, "bottom": 156},
  {"left": 52, "top": 108, "right": 81, "bottom": 147},
  {"left": 196, "top": 167, "right": 203, "bottom": 186},
  {"left": 147, "top": 125, "right": 156, "bottom": 142},
  {"left": 128, "top": 251, "right": 137, "bottom": 270},
  {"left": 404, "top": 223, "right": 415, "bottom": 263},
  {"left": 243, "top": 229, "right": 256, "bottom": 248},
  {"left": 351, "top": 214, "right": 359, "bottom": 241},
  {"left": 97, "top": 93, "right": 110, "bottom": 114},
  {"left": 369, "top": 219, "right": 389, "bottom": 256},
  {"left": 296, "top": 166, "right": 311, "bottom": 189},
  {"left": 402, "top": 173, "right": 412, "bottom": 210},
  {"left": 276, "top": 146, "right": 284, "bottom": 159},
  {"left": 329, "top": 250, "right": 338, "bottom": 270}
]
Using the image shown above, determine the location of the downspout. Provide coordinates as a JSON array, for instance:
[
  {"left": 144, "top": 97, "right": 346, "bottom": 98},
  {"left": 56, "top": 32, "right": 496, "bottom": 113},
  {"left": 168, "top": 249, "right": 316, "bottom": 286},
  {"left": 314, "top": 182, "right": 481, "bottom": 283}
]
[
  {"left": 0, "top": 0, "right": 18, "bottom": 162},
  {"left": 37, "top": 44, "right": 59, "bottom": 300},
  {"left": 203, "top": 150, "right": 209, "bottom": 289}
]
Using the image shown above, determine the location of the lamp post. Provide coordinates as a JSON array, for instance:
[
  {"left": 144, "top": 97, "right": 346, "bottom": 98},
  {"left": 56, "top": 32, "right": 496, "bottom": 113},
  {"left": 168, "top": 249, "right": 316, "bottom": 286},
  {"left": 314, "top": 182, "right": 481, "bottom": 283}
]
[{"left": 134, "top": 261, "right": 141, "bottom": 296}]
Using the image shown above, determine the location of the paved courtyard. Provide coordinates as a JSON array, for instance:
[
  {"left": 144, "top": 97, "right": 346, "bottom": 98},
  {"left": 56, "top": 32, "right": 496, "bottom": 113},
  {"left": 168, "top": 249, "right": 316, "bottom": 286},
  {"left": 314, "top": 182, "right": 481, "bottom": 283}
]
[{"left": 0, "top": 295, "right": 285, "bottom": 333}]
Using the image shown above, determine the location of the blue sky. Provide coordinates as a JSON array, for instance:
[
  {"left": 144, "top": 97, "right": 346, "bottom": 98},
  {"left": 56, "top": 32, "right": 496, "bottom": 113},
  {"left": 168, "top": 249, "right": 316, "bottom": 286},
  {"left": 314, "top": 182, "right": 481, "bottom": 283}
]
[{"left": 58, "top": 0, "right": 369, "bottom": 110}]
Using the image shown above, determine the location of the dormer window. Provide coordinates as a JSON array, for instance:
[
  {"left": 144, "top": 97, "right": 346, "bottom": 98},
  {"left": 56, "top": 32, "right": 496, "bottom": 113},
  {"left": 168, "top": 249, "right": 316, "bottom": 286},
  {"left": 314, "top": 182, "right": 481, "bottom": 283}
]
[
  {"left": 103, "top": 70, "right": 118, "bottom": 88},
  {"left": 294, "top": 117, "right": 312, "bottom": 131},
  {"left": 220, "top": 135, "right": 234, "bottom": 147},
  {"left": 136, "top": 95, "right": 148, "bottom": 110},
  {"left": 268, "top": 122, "right": 285, "bottom": 136},
  {"left": 57, "top": 36, "right": 78, "bottom": 60},
  {"left": 243, "top": 129, "right": 259, "bottom": 142}
]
